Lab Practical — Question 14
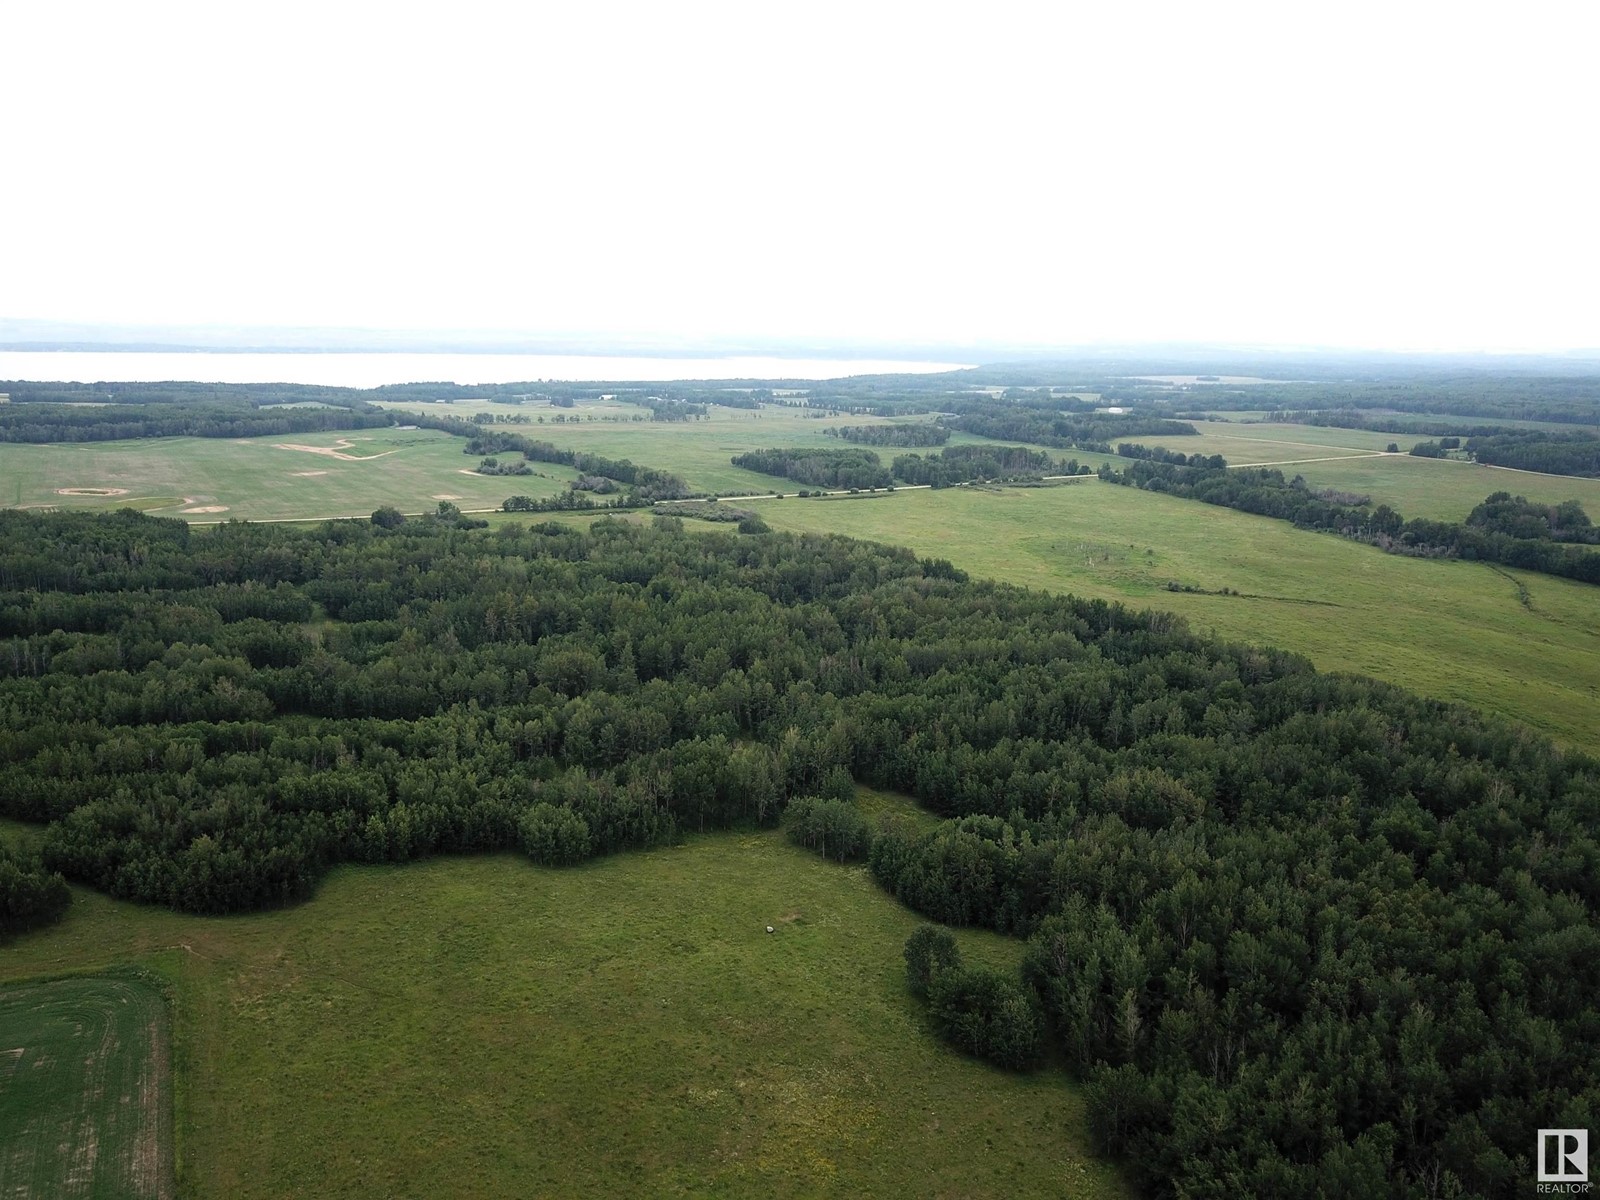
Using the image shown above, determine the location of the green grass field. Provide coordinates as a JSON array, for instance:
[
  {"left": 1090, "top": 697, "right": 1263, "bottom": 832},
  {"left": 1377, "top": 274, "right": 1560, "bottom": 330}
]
[
  {"left": 0, "top": 972, "right": 173, "bottom": 1199},
  {"left": 0, "top": 427, "right": 577, "bottom": 522},
  {"left": 0, "top": 824, "right": 1127, "bottom": 1200},
  {"left": 374, "top": 401, "right": 916, "bottom": 494},
  {"left": 1272, "top": 452, "right": 1600, "bottom": 521},
  {"left": 736, "top": 482, "right": 1600, "bottom": 754}
]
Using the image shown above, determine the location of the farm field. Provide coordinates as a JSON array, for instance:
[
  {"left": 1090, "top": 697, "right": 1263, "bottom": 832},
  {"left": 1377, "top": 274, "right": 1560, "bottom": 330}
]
[
  {"left": 0, "top": 972, "right": 173, "bottom": 1199},
  {"left": 0, "top": 826, "right": 1127, "bottom": 1200},
  {"left": 736, "top": 482, "right": 1600, "bottom": 753},
  {"left": 0, "top": 427, "right": 576, "bottom": 521}
]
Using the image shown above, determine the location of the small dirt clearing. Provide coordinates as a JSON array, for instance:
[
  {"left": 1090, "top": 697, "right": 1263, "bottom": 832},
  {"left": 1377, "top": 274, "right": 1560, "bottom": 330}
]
[
  {"left": 0, "top": 974, "right": 173, "bottom": 1199},
  {"left": 178, "top": 505, "right": 229, "bottom": 514},
  {"left": 291, "top": 470, "right": 329, "bottom": 477},
  {"left": 273, "top": 438, "right": 401, "bottom": 462},
  {"left": 55, "top": 488, "right": 128, "bottom": 497},
  {"left": 431, "top": 494, "right": 463, "bottom": 500}
]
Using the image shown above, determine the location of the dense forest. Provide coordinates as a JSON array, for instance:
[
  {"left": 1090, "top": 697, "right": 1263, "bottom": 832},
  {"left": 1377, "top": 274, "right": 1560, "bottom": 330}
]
[
  {"left": 890, "top": 445, "right": 1086, "bottom": 487},
  {"left": 825, "top": 424, "right": 949, "bottom": 447},
  {"left": 938, "top": 399, "right": 1199, "bottom": 450},
  {"left": 0, "top": 400, "right": 391, "bottom": 443},
  {"left": 1101, "top": 458, "right": 1600, "bottom": 585},
  {"left": 1457, "top": 431, "right": 1600, "bottom": 477},
  {"left": 729, "top": 448, "right": 894, "bottom": 490},
  {"left": 0, "top": 509, "right": 1595, "bottom": 1195}
]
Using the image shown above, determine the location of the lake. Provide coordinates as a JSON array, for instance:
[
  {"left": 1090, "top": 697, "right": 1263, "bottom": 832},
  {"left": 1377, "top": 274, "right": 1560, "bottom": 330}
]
[{"left": 0, "top": 351, "right": 973, "bottom": 388}]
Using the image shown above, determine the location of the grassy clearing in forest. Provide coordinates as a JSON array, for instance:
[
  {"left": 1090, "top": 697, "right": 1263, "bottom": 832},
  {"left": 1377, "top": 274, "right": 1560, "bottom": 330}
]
[
  {"left": 0, "top": 831, "right": 1127, "bottom": 1200},
  {"left": 0, "top": 427, "right": 577, "bottom": 522},
  {"left": 0, "top": 973, "right": 173, "bottom": 1199}
]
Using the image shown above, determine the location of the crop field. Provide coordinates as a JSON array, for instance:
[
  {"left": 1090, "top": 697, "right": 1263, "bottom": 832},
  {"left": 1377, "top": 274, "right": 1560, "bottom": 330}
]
[
  {"left": 734, "top": 482, "right": 1600, "bottom": 753},
  {"left": 0, "top": 973, "right": 173, "bottom": 1199},
  {"left": 0, "top": 427, "right": 576, "bottom": 522},
  {"left": 0, "top": 824, "right": 1127, "bottom": 1200}
]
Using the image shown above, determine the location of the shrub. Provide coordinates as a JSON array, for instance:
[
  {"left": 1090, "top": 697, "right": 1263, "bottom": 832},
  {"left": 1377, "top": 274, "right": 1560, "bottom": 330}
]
[
  {"left": 0, "top": 845, "right": 71, "bottom": 936},
  {"left": 517, "top": 803, "right": 592, "bottom": 866},
  {"left": 927, "top": 964, "right": 1042, "bottom": 1070}
]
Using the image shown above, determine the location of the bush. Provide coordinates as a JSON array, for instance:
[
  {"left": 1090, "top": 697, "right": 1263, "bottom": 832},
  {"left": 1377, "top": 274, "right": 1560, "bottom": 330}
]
[
  {"left": 927, "top": 965, "right": 1042, "bottom": 1070},
  {"left": 517, "top": 803, "right": 592, "bottom": 866},
  {"left": 737, "top": 515, "right": 770, "bottom": 534},
  {"left": 370, "top": 505, "right": 405, "bottom": 529},
  {"left": 0, "top": 845, "right": 71, "bottom": 936},
  {"left": 782, "top": 795, "right": 870, "bottom": 862},
  {"left": 903, "top": 925, "right": 961, "bottom": 997}
]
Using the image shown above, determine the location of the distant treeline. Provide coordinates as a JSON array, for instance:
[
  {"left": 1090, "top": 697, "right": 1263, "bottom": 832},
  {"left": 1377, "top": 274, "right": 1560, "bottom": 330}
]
[
  {"left": 1100, "top": 459, "right": 1600, "bottom": 584},
  {"left": 825, "top": 424, "right": 949, "bottom": 447},
  {"left": 939, "top": 399, "right": 1198, "bottom": 451},
  {"left": 892, "top": 445, "right": 1086, "bottom": 487},
  {"left": 1, "top": 510, "right": 1597, "bottom": 1198},
  {"left": 1456, "top": 430, "right": 1600, "bottom": 477},
  {"left": 1172, "top": 376, "right": 1600, "bottom": 426},
  {"left": 1265, "top": 409, "right": 1522, "bottom": 438},
  {"left": 0, "top": 380, "right": 393, "bottom": 443},
  {"left": 731, "top": 448, "right": 894, "bottom": 490}
]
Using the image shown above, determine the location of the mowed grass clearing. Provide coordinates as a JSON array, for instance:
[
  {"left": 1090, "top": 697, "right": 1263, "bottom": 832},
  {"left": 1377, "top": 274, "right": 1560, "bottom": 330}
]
[
  {"left": 744, "top": 482, "right": 1600, "bottom": 754},
  {"left": 0, "top": 427, "right": 577, "bottom": 522},
  {"left": 0, "top": 973, "right": 173, "bottom": 1199},
  {"left": 0, "top": 829, "right": 1128, "bottom": 1200}
]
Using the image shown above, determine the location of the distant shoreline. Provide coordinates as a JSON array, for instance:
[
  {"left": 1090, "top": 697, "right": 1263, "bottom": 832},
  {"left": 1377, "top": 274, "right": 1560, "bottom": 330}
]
[{"left": 0, "top": 349, "right": 976, "bottom": 387}]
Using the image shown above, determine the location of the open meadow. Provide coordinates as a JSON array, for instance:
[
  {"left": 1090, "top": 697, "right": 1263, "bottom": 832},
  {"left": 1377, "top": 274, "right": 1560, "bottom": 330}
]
[
  {"left": 0, "top": 822, "right": 1127, "bottom": 1200},
  {"left": 0, "top": 427, "right": 577, "bottom": 521}
]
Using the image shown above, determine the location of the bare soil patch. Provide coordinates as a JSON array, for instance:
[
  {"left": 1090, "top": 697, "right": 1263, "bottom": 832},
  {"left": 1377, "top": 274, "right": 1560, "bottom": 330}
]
[
  {"left": 431, "top": 494, "right": 463, "bottom": 500},
  {"left": 273, "top": 439, "right": 400, "bottom": 462},
  {"left": 291, "top": 470, "right": 330, "bottom": 477},
  {"left": 55, "top": 488, "right": 129, "bottom": 497},
  {"left": 178, "top": 506, "right": 229, "bottom": 514}
]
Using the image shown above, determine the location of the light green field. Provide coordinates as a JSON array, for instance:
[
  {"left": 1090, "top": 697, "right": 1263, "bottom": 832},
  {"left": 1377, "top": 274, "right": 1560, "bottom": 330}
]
[
  {"left": 738, "top": 482, "right": 1600, "bottom": 754},
  {"left": 0, "top": 428, "right": 577, "bottom": 521},
  {"left": 1172, "top": 422, "right": 1400, "bottom": 460},
  {"left": 0, "top": 973, "right": 173, "bottom": 1199},
  {"left": 0, "top": 826, "right": 1126, "bottom": 1200},
  {"left": 1118, "top": 422, "right": 1600, "bottom": 521},
  {"left": 1278, "top": 453, "right": 1600, "bottom": 521},
  {"left": 375, "top": 400, "right": 920, "bottom": 493}
]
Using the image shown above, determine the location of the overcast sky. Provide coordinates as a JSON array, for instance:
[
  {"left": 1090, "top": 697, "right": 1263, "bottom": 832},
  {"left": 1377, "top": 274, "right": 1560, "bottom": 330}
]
[{"left": 5, "top": 2, "right": 1596, "bottom": 353}]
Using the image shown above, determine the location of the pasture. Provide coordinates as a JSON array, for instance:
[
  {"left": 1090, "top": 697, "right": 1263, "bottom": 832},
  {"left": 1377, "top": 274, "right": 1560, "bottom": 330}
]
[
  {"left": 0, "top": 826, "right": 1127, "bottom": 1200},
  {"left": 0, "top": 973, "right": 173, "bottom": 1199},
  {"left": 0, "top": 427, "right": 576, "bottom": 522}
]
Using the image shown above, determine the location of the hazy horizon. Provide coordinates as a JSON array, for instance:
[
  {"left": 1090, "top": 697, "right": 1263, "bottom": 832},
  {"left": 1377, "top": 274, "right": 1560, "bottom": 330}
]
[{"left": 5, "top": 5, "right": 1596, "bottom": 355}]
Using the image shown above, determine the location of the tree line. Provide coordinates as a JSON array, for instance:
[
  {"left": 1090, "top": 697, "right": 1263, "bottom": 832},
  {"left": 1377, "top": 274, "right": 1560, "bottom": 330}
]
[
  {"left": 824, "top": 424, "right": 950, "bottom": 447},
  {"left": 0, "top": 508, "right": 1596, "bottom": 1195},
  {"left": 891, "top": 445, "right": 1087, "bottom": 487},
  {"left": 1100, "top": 458, "right": 1600, "bottom": 586},
  {"left": 730, "top": 448, "right": 894, "bottom": 490}
]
